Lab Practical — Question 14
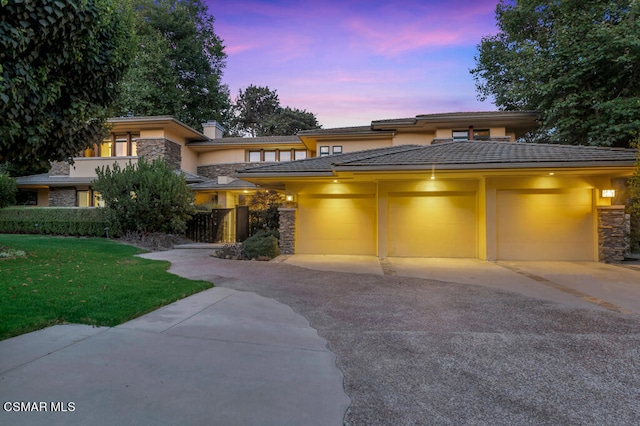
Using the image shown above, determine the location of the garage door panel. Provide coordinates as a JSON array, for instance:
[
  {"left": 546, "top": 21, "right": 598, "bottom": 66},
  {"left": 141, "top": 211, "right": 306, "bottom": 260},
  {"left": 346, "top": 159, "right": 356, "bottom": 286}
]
[
  {"left": 388, "top": 193, "right": 476, "bottom": 258},
  {"left": 297, "top": 195, "right": 376, "bottom": 255},
  {"left": 497, "top": 189, "right": 594, "bottom": 261}
]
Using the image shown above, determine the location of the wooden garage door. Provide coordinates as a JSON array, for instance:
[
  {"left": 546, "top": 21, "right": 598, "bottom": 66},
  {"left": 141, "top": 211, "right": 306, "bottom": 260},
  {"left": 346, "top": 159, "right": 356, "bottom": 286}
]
[
  {"left": 388, "top": 192, "right": 477, "bottom": 257},
  {"left": 497, "top": 189, "right": 594, "bottom": 260},
  {"left": 296, "top": 194, "right": 376, "bottom": 255}
]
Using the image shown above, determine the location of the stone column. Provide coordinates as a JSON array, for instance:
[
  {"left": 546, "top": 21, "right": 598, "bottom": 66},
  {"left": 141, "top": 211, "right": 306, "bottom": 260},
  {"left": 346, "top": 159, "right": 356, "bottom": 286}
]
[
  {"left": 49, "top": 187, "right": 76, "bottom": 207},
  {"left": 597, "top": 206, "right": 629, "bottom": 263},
  {"left": 137, "top": 138, "right": 182, "bottom": 170},
  {"left": 278, "top": 207, "right": 296, "bottom": 255}
]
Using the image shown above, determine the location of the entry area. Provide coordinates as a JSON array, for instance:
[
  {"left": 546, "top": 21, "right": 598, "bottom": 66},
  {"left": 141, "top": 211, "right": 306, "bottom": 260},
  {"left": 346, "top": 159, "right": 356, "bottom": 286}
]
[
  {"left": 387, "top": 192, "right": 477, "bottom": 257},
  {"left": 496, "top": 188, "right": 595, "bottom": 261}
]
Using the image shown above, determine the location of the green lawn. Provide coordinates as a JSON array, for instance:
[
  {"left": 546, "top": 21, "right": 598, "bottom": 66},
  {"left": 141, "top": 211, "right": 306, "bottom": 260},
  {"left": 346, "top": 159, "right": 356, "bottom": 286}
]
[{"left": 0, "top": 234, "right": 213, "bottom": 340}]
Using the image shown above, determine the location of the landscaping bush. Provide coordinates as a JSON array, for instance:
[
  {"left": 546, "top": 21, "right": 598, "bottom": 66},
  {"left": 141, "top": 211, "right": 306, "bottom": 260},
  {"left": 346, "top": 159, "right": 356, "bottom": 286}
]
[
  {"left": 94, "top": 158, "right": 194, "bottom": 235},
  {"left": 0, "top": 173, "right": 17, "bottom": 208},
  {"left": 0, "top": 207, "right": 111, "bottom": 236},
  {"left": 243, "top": 230, "right": 280, "bottom": 260}
]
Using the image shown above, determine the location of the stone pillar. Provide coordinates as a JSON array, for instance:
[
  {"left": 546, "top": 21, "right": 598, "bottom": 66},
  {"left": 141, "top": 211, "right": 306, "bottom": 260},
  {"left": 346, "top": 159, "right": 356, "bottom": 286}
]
[
  {"left": 278, "top": 207, "right": 296, "bottom": 255},
  {"left": 49, "top": 187, "right": 76, "bottom": 207},
  {"left": 597, "top": 206, "right": 628, "bottom": 263},
  {"left": 137, "top": 138, "right": 182, "bottom": 170},
  {"left": 49, "top": 161, "right": 70, "bottom": 176}
]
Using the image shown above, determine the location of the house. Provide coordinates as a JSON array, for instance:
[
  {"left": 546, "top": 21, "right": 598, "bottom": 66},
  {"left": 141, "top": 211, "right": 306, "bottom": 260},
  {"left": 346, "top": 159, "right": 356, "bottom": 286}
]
[
  {"left": 15, "top": 111, "right": 636, "bottom": 262},
  {"left": 235, "top": 114, "right": 637, "bottom": 263},
  {"left": 14, "top": 116, "right": 307, "bottom": 208}
]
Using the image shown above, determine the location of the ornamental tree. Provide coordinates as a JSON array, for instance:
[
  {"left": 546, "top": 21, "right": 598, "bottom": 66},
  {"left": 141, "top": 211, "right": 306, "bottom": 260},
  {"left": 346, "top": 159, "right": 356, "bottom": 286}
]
[{"left": 472, "top": 0, "right": 640, "bottom": 147}]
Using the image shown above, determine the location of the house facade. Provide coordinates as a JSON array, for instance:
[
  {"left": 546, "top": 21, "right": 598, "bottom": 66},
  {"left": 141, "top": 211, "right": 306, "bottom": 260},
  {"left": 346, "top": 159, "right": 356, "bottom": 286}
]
[
  {"left": 235, "top": 115, "right": 637, "bottom": 263},
  {"left": 15, "top": 111, "right": 636, "bottom": 261}
]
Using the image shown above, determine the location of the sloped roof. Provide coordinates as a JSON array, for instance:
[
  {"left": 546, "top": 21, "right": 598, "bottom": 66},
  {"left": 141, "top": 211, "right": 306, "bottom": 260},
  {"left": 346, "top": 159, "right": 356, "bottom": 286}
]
[
  {"left": 236, "top": 141, "right": 637, "bottom": 177},
  {"left": 237, "top": 145, "right": 421, "bottom": 176},
  {"left": 188, "top": 178, "right": 257, "bottom": 190}
]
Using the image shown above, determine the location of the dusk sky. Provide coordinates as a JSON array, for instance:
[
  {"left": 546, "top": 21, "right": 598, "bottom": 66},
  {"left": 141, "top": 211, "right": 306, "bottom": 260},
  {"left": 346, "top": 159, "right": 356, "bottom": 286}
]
[{"left": 206, "top": 0, "right": 502, "bottom": 128}]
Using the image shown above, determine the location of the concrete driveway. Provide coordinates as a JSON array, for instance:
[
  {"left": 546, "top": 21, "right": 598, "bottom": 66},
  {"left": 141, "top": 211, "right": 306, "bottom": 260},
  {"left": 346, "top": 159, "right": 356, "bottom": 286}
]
[
  {"left": 3, "top": 250, "right": 640, "bottom": 425},
  {"left": 283, "top": 255, "right": 640, "bottom": 314},
  {"left": 162, "top": 250, "right": 640, "bottom": 424}
]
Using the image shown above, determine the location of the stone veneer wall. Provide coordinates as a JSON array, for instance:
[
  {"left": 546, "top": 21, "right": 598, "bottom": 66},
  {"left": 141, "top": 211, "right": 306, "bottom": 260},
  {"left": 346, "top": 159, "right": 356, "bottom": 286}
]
[
  {"left": 48, "top": 187, "right": 76, "bottom": 207},
  {"left": 49, "top": 161, "right": 71, "bottom": 176},
  {"left": 197, "top": 163, "right": 252, "bottom": 179},
  {"left": 278, "top": 208, "right": 296, "bottom": 255},
  {"left": 597, "top": 206, "right": 629, "bottom": 263},
  {"left": 137, "top": 138, "right": 181, "bottom": 170}
]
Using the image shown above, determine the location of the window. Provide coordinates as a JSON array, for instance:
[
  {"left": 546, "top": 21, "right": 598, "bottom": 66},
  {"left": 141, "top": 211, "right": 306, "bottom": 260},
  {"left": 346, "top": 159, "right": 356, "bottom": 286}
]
[
  {"left": 77, "top": 191, "right": 91, "bottom": 207},
  {"left": 294, "top": 150, "right": 307, "bottom": 160},
  {"left": 249, "top": 151, "right": 261, "bottom": 162},
  {"left": 97, "top": 133, "right": 139, "bottom": 157},
  {"left": 279, "top": 150, "right": 291, "bottom": 162},
  {"left": 319, "top": 146, "right": 330, "bottom": 157},
  {"left": 93, "top": 191, "right": 105, "bottom": 207},
  {"left": 473, "top": 129, "right": 490, "bottom": 140},
  {"left": 264, "top": 151, "right": 276, "bottom": 162},
  {"left": 332, "top": 146, "right": 343, "bottom": 155},
  {"left": 452, "top": 130, "right": 468, "bottom": 140}
]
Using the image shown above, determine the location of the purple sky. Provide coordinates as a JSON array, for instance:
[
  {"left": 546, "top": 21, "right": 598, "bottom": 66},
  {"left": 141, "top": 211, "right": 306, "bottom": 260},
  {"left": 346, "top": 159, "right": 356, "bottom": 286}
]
[{"left": 206, "top": 0, "right": 501, "bottom": 128}]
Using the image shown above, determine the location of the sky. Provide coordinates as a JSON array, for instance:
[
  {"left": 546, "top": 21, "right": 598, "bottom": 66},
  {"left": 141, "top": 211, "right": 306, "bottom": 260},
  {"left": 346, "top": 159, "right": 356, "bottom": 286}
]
[{"left": 206, "top": 0, "right": 502, "bottom": 129}]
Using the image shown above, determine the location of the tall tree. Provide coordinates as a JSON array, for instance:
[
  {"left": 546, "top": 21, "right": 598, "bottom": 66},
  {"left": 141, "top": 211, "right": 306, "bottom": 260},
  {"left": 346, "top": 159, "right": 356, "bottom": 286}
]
[
  {"left": 231, "top": 85, "right": 321, "bottom": 136},
  {"left": 115, "top": 0, "right": 231, "bottom": 130},
  {"left": 472, "top": 0, "right": 640, "bottom": 147},
  {"left": 0, "top": 0, "right": 135, "bottom": 169}
]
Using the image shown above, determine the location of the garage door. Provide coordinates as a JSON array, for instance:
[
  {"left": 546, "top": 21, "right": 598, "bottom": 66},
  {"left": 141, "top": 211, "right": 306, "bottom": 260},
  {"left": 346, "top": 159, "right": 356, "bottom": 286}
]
[
  {"left": 497, "top": 189, "right": 594, "bottom": 260},
  {"left": 296, "top": 194, "right": 376, "bottom": 255},
  {"left": 388, "top": 192, "right": 477, "bottom": 257}
]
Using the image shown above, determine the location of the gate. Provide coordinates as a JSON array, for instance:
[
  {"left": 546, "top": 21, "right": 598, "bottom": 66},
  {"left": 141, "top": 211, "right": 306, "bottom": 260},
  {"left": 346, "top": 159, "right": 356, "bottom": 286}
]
[{"left": 186, "top": 209, "right": 232, "bottom": 243}]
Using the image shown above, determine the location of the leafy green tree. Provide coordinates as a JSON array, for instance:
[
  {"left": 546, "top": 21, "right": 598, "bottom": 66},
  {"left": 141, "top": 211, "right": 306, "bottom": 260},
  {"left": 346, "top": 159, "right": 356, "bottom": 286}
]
[
  {"left": 248, "top": 190, "right": 283, "bottom": 235},
  {"left": 629, "top": 139, "right": 640, "bottom": 252},
  {"left": 231, "top": 85, "right": 321, "bottom": 136},
  {"left": 231, "top": 85, "right": 281, "bottom": 137},
  {"left": 0, "top": 0, "right": 135, "bottom": 169},
  {"left": 0, "top": 173, "right": 17, "bottom": 208},
  {"left": 115, "top": 0, "right": 231, "bottom": 130},
  {"left": 472, "top": 0, "right": 640, "bottom": 147},
  {"left": 263, "top": 107, "right": 321, "bottom": 136},
  {"left": 93, "top": 158, "right": 194, "bottom": 235}
]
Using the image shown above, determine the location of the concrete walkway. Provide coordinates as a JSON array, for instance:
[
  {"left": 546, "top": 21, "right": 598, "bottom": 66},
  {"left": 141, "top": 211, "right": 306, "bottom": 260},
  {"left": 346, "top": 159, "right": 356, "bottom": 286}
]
[{"left": 0, "top": 287, "right": 349, "bottom": 426}]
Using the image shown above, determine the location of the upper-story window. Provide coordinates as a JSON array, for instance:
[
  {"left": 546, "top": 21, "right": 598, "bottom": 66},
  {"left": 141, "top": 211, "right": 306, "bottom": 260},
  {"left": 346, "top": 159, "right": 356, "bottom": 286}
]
[
  {"left": 332, "top": 146, "right": 343, "bottom": 155},
  {"left": 452, "top": 129, "right": 490, "bottom": 141},
  {"left": 94, "top": 133, "right": 138, "bottom": 157},
  {"left": 319, "top": 146, "right": 330, "bottom": 157},
  {"left": 247, "top": 149, "right": 305, "bottom": 162},
  {"left": 452, "top": 130, "right": 468, "bottom": 140}
]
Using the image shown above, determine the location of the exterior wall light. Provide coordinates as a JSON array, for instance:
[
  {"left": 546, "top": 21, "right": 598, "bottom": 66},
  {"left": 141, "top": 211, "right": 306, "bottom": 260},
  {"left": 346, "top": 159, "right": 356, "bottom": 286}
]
[
  {"left": 285, "top": 193, "right": 295, "bottom": 202},
  {"left": 602, "top": 189, "right": 616, "bottom": 198}
]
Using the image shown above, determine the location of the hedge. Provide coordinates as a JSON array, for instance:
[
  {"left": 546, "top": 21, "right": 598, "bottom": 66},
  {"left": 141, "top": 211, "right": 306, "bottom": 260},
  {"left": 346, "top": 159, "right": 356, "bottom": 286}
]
[{"left": 0, "top": 207, "right": 113, "bottom": 237}]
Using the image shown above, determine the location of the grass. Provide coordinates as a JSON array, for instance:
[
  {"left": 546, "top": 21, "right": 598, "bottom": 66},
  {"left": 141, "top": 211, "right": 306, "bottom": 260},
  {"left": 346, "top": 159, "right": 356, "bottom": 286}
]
[{"left": 0, "top": 234, "right": 214, "bottom": 340}]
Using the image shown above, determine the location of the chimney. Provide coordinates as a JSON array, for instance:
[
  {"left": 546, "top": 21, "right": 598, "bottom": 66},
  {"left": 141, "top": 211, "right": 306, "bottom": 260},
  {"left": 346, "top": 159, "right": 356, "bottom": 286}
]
[{"left": 202, "top": 120, "right": 225, "bottom": 139}]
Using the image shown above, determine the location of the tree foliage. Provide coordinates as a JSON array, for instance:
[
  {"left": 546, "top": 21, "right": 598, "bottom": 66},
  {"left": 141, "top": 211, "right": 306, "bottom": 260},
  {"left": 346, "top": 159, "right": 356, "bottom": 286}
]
[
  {"left": 0, "top": 173, "right": 17, "bottom": 208},
  {"left": 231, "top": 85, "right": 321, "bottom": 136},
  {"left": 93, "top": 158, "right": 194, "bottom": 235},
  {"left": 248, "top": 190, "right": 283, "bottom": 235},
  {"left": 0, "top": 0, "right": 135, "bottom": 168},
  {"left": 114, "top": 0, "right": 231, "bottom": 130},
  {"left": 472, "top": 0, "right": 640, "bottom": 147}
]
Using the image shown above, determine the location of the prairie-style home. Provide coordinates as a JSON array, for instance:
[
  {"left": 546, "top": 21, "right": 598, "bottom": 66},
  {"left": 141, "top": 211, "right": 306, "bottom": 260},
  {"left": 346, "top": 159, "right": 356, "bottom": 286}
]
[{"left": 15, "top": 111, "right": 637, "bottom": 262}]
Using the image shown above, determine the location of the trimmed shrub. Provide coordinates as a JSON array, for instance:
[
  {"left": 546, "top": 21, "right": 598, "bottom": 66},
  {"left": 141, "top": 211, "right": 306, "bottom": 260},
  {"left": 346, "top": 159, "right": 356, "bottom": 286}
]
[
  {"left": 0, "top": 207, "right": 111, "bottom": 237},
  {"left": 0, "top": 173, "right": 17, "bottom": 208},
  {"left": 94, "top": 158, "right": 194, "bottom": 235},
  {"left": 243, "top": 230, "right": 280, "bottom": 260}
]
